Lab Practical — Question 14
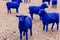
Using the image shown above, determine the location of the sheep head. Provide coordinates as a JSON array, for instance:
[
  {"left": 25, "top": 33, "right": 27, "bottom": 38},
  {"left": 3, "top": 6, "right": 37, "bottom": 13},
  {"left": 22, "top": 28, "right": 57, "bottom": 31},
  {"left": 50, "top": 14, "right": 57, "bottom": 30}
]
[
  {"left": 16, "top": 14, "right": 26, "bottom": 23},
  {"left": 41, "top": 3, "right": 48, "bottom": 9},
  {"left": 38, "top": 9, "right": 47, "bottom": 16}
]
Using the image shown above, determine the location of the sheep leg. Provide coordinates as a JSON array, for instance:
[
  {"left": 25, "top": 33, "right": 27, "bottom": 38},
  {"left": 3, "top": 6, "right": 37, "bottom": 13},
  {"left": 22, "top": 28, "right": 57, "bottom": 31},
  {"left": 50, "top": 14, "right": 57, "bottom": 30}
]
[
  {"left": 16, "top": 8, "right": 18, "bottom": 13},
  {"left": 20, "top": 31, "right": 22, "bottom": 40},
  {"left": 42, "top": 0, "right": 44, "bottom": 3},
  {"left": 56, "top": 23, "right": 59, "bottom": 30},
  {"left": 8, "top": 10, "right": 9, "bottom": 13},
  {"left": 30, "top": 28, "right": 32, "bottom": 36},
  {"left": 23, "top": 31, "right": 25, "bottom": 36},
  {"left": 51, "top": 23, "right": 54, "bottom": 30},
  {"left": 7, "top": 8, "right": 11, "bottom": 13},
  {"left": 48, "top": 1, "right": 50, "bottom": 5},
  {"left": 10, "top": 9, "right": 11, "bottom": 13},
  {"left": 52, "top": 5, "right": 55, "bottom": 8},
  {"left": 26, "top": 32, "right": 28, "bottom": 40},
  {"left": 43, "top": 24, "right": 45, "bottom": 31},
  {"left": 55, "top": 5, "right": 57, "bottom": 8},
  {"left": 30, "top": 12, "right": 33, "bottom": 19},
  {"left": 46, "top": 24, "right": 48, "bottom": 32}
]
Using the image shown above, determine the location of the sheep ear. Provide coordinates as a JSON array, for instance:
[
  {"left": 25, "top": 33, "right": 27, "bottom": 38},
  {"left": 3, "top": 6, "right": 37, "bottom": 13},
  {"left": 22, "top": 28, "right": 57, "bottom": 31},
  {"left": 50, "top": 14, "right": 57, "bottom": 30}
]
[{"left": 16, "top": 15, "right": 19, "bottom": 17}]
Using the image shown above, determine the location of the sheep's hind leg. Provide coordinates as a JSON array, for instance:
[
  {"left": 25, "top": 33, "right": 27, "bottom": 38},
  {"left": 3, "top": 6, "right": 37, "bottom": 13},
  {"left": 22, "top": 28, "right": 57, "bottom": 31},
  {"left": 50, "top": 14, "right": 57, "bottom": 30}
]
[
  {"left": 56, "top": 22, "right": 59, "bottom": 30},
  {"left": 43, "top": 24, "right": 45, "bottom": 31},
  {"left": 46, "top": 24, "right": 48, "bottom": 32},
  {"left": 16, "top": 8, "right": 18, "bottom": 13},
  {"left": 51, "top": 23, "right": 55, "bottom": 30},
  {"left": 10, "top": 9, "right": 11, "bottom": 13}
]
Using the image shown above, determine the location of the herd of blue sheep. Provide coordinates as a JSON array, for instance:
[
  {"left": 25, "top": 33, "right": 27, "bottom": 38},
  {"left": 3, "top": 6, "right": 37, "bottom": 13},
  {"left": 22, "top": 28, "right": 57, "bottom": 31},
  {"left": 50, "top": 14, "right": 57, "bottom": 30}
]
[{"left": 5, "top": 0, "right": 59, "bottom": 40}]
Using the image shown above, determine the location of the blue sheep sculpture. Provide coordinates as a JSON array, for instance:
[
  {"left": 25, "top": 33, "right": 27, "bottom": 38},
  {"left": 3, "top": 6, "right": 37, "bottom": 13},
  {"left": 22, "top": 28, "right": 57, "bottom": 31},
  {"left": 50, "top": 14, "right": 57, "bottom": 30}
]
[
  {"left": 24, "top": 0, "right": 30, "bottom": 3},
  {"left": 16, "top": 14, "right": 32, "bottom": 40},
  {"left": 38, "top": 9, "right": 59, "bottom": 32},
  {"left": 6, "top": 0, "right": 22, "bottom": 13},
  {"left": 42, "top": 0, "right": 51, "bottom": 5},
  {"left": 52, "top": 0, "right": 57, "bottom": 8},
  {"left": 29, "top": 3, "right": 48, "bottom": 19}
]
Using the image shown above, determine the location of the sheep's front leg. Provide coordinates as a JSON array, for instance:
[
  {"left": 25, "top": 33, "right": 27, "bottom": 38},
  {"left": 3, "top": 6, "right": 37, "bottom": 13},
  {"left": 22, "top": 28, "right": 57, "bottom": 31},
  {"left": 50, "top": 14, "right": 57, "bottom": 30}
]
[
  {"left": 30, "top": 28, "right": 32, "bottom": 36},
  {"left": 43, "top": 24, "right": 45, "bottom": 31},
  {"left": 20, "top": 31, "right": 22, "bottom": 40},
  {"left": 26, "top": 32, "right": 28, "bottom": 40},
  {"left": 46, "top": 24, "right": 48, "bottom": 32},
  {"left": 23, "top": 31, "right": 25, "bottom": 36},
  {"left": 55, "top": 5, "right": 57, "bottom": 8},
  {"left": 7, "top": 8, "right": 11, "bottom": 13},
  {"left": 16, "top": 8, "right": 18, "bottom": 13},
  {"left": 51, "top": 23, "right": 54, "bottom": 30}
]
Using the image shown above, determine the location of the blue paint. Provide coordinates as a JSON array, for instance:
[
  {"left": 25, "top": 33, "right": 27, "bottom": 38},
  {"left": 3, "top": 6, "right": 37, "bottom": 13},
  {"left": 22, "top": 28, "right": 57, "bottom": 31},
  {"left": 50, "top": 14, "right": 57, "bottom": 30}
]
[
  {"left": 6, "top": 0, "right": 22, "bottom": 13},
  {"left": 29, "top": 3, "right": 48, "bottom": 19},
  {"left": 16, "top": 14, "right": 32, "bottom": 40},
  {"left": 38, "top": 9, "right": 59, "bottom": 32}
]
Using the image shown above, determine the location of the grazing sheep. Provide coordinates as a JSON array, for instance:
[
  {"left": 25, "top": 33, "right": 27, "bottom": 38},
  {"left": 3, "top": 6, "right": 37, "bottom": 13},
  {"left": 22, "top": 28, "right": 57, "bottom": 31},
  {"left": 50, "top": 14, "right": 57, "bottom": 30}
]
[
  {"left": 24, "top": 0, "right": 30, "bottom": 3},
  {"left": 6, "top": 0, "right": 22, "bottom": 13},
  {"left": 38, "top": 9, "right": 59, "bottom": 32},
  {"left": 52, "top": 0, "right": 57, "bottom": 8},
  {"left": 42, "top": 0, "right": 51, "bottom": 5},
  {"left": 16, "top": 14, "right": 32, "bottom": 40},
  {"left": 29, "top": 3, "right": 48, "bottom": 19}
]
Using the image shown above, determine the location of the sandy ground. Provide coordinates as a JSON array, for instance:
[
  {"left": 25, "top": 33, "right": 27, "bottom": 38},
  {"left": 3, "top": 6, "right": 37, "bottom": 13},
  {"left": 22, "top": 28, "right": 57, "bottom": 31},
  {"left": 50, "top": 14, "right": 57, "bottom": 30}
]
[{"left": 0, "top": 0, "right": 60, "bottom": 40}]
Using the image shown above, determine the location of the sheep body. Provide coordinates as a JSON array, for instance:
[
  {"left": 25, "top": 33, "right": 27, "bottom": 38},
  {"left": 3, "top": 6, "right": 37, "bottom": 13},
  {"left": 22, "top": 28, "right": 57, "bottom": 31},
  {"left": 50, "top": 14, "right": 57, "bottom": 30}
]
[
  {"left": 29, "top": 3, "right": 48, "bottom": 19},
  {"left": 16, "top": 15, "right": 32, "bottom": 40},
  {"left": 38, "top": 9, "right": 59, "bottom": 32}
]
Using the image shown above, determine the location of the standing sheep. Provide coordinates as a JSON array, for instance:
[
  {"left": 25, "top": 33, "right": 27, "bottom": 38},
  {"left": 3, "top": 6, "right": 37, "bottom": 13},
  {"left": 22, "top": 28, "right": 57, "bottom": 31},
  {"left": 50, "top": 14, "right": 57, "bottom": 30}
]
[
  {"left": 42, "top": 0, "right": 51, "bottom": 5},
  {"left": 6, "top": 0, "right": 22, "bottom": 13},
  {"left": 52, "top": 0, "right": 57, "bottom": 8},
  {"left": 29, "top": 3, "right": 48, "bottom": 19},
  {"left": 16, "top": 14, "right": 32, "bottom": 40},
  {"left": 38, "top": 9, "right": 59, "bottom": 32}
]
